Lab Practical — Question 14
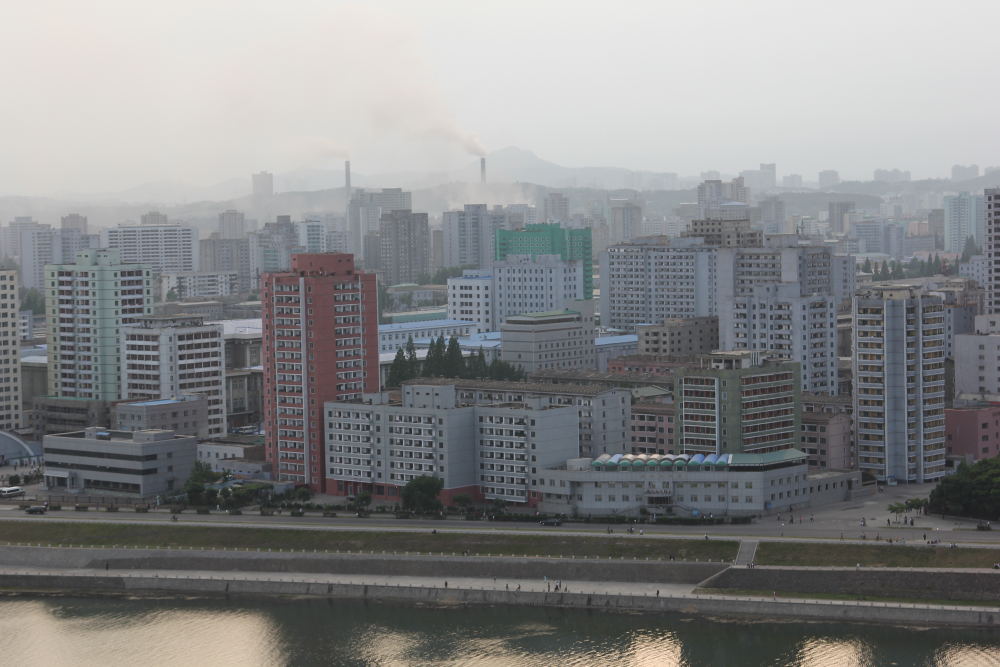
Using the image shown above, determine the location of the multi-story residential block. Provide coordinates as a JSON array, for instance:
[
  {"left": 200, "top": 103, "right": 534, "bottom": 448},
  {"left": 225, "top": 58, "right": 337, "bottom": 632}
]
[
  {"left": 0, "top": 270, "right": 21, "bottom": 431},
  {"left": 19, "top": 227, "right": 97, "bottom": 290},
  {"left": 599, "top": 237, "right": 718, "bottom": 330},
  {"left": 218, "top": 210, "right": 245, "bottom": 239},
  {"left": 404, "top": 377, "right": 631, "bottom": 457},
  {"left": 945, "top": 405, "right": 1000, "bottom": 461},
  {"left": 100, "top": 222, "right": 199, "bottom": 276},
  {"left": 262, "top": 253, "right": 379, "bottom": 492},
  {"left": 442, "top": 204, "right": 511, "bottom": 270},
  {"left": 927, "top": 278, "right": 983, "bottom": 358},
  {"left": 853, "top": 285, "right": 947, "bottom": 483},
  {"left": 718, "top": 236, "right": 846, "bottom": 395},
  {"left": 225, "top": 367, "right": 263, "bottom": 431},
  {"left": 684, "top": 218, "right": 762, "bottom": 247},
  {"left": 953, "top": 319, "right": 1000, "bottom": 398},
  {"left": 4, "top": 217, "right": 46, "bottom": 260},
  {"left": 800, "top": 411, "right": 853, "bottom": 469},
  {"left": 944, "top": 192, "right": 986, "bottom": 252},
  {"left": 818, "top": 170, "right": 840, "bottom": 189},
  {"left": 985, "top": 189, "right": 1000, "bottom": 316},
  {"left": 199, "top": 234, "right": 261, "bottom": 294},
  {"left": 120, "top": 315, "right": 226, "bottom": 437},
  {"left": 446, "top": 270, "right": 493, "bottom": 333},
  {"left": 495, "top": 223, "right": 593, "bottom": 298},
  {"left": 41, "top": 427, "right": 195, "bottom": 496},
  {"left": 637, "top": 317, "right": 719, "bottom": 355},
  {"left": 500, "top": 300, "right": 596, "bottom": 373},
  {"left": 697, "top": 177, "right": 748, "bottom": 217},
  {"left": 675, "top": 351, "right": 801, "bottom": 456},
  {"left": 61, "top": 213, "right": 88, "bottom": 234},
  {"left": 960, "top": 254, "right": 988, "bottom": 288},
  {"left": 18, "top": 310, "right": 35, "bottom": 341},
  {"left": 928, "top": 208, "right": 946, "bottom": 246},
  {"left": 348, "top": 188, "right": 412, "bottom": 262},
  {"left": 46, "top": 249, "right": 154, "bottom": 401},
  {"left": 609, "top": 198, "right": 644, "bottom": 242},
  {"left": 490, "top": 254, "right": 585, "bottom": 329},
  {"left": 162, "top": 271, "right": 239, "bottom": 300},
  {"left": 630, "top": 401, "right": 676, "bottom": 454},
  {"left": 113, "top": 393, "right": 209, "bottom": 440},
  {"left": 323, "top": 382, "right": 579, "bottom": 506},
  {"left": 379, "top": 209, "right": 429, "bottom": 286},
  {"left": 828, "top": 201, "right": 855, "bottom": 235}
]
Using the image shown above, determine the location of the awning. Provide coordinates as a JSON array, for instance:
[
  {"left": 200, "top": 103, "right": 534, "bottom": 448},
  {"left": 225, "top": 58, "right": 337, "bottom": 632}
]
[{"left": 45, "top": 469, "right": 70, "bottom": 478}]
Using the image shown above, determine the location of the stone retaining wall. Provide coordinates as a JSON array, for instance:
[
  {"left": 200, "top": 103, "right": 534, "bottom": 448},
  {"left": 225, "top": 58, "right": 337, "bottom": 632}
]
[{"left": 0, "top": 572, "right": 996, "bottom": 628}]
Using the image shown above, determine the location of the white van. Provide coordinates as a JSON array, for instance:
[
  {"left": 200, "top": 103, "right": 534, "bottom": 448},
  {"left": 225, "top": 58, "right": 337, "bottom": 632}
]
[{"left": 0, "top": 487, "right": 25, "bottom": 498}]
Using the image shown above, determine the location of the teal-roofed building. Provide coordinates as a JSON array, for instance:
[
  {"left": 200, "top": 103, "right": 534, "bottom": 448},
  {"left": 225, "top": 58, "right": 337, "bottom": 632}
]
[{"left": 495, "top": 223, "right": 593, "bottom": 298}]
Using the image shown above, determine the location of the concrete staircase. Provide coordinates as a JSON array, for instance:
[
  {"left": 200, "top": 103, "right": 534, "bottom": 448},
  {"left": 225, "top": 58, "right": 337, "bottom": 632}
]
[{"left": 734, "top": 539, "right": 759, "bottom": 567}]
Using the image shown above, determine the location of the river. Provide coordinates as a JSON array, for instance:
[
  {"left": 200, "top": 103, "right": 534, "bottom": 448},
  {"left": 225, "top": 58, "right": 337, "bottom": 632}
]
[{"left": 1, "top": 595, "right": 997, "bottom": 666}]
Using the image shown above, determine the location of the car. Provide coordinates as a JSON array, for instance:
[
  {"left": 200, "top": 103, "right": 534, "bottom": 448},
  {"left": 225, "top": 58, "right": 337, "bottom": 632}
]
[
  {"left": 25, "top": 506, "right": 46, "bottom": 515},
  {"left": 539, "top": 518, "right": 563, "bottom": 526}
]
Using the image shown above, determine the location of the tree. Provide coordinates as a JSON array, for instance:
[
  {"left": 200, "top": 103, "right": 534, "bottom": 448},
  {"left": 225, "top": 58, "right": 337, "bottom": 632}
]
[
  {"left": 861, "top": 258, "right": 872, "bottom": 275},
  {"left": 422, "top": 335, "right": 446, "bottom": 377},
  {"left": 295, "top": 487, "right": 314, "bottom": 502},
  {"left": 929, "top": 456, "right": 1000, "bottom": 519},
  {"left": 386, "top": 348, "right": 409, "bottom": 387},
  {"left": 906, "top": 256, "right": 920, "bottom": 278},
  {"left": 891, "top": 261, "right": 904, "bottom": 280},
  {"left": 887, "top": 502, "right": 907, "bottom": 523},
  {"left": 400, "top": 475, "right": 444, "bottom": 512},
  {"left": 445, "top": 336, "right": 466, "bottom": 378},
  {"left": 452, "top": 493, "right": 473, "bottom": 509},
  {"left": 961, "top": 235, "right": 979, "bottom": 263},
  {"left": 166, "top": 289, "right": 179, "bottom": 302},
  {"left": 487, "top": 358, "right": 525, "bottom": 382},
  {"left": 491, "top": 497, "right": 508, "bottom": 512},
  {"left": 377, "top": 281, "right": 391, "bottom": 324},
  {"left": 880, "top": 260, "right": 890, "bottom": 281},
  {"left": 0, "top": 257, "right": 19, "bottom": 272},
  {"left": 18, "top": 287, "right": 45, "bottom": 314},
  {"left": 353, "top": 491, "right": 372, "bottom": 509},
  {"left": 933, "top": 253, "right": 942, "bottom": 275},
  {"left": 416, "top": 272, "right": 432, "bottom": 286},
  {"left": 405, "top": 336, "right": 420, "bottom": 378},
  {"left": 467, "top": 346, "right": 488, "bottom": 379}
]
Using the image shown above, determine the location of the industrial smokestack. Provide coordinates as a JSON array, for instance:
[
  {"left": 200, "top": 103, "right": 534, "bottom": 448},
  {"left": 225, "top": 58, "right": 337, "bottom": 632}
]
[
  {"left": 481, "top": 157, "right": 486, "bottom": 183},
  {"left": 345, "top": 160, "right": 351, "bottom": 191}
]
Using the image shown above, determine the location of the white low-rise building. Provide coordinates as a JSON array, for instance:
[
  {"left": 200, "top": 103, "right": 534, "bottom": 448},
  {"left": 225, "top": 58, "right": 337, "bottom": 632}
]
[{"left": 163, "top": 272, "right": 239, "bottom": 300}]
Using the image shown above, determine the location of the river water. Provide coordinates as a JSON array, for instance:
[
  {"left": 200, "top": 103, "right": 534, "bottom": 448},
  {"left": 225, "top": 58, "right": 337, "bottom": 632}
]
[{"left": 1, "top": 596, "right": 997, "bottom": 666}]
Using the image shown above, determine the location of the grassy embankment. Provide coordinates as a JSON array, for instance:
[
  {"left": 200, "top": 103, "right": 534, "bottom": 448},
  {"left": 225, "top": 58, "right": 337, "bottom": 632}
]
[
  {"left": 0, "top": 522, "right": 737, "bottom": 561},
  {"left": 754, "top": 541, "right": 1000, "bottom": 569}
]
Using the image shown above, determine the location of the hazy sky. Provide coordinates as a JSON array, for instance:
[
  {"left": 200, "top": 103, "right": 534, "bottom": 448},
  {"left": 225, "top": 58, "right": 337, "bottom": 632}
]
[{"left": 1, "top": 0, "right": 997, "bottom": 194}]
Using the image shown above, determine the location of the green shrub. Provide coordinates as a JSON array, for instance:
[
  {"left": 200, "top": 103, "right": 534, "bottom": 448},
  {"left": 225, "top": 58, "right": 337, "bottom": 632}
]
[
  {"left": 196, "top": 508, "right": 210, "bottom": 514},
  {"left": 105, "top": 506, "right": 119, "bottom": 512},
  {"left": 74, "top": 505, "right": 89, "bottom": 511},
  {"left": 49, "top": 505, "right": 62, "bottom": 511},
  {"left": 134, "top": 507, "right": 148, "bottom": 513}
]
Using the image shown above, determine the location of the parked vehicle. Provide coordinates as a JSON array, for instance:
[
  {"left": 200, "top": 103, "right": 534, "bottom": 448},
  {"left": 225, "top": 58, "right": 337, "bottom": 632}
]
[
  {"left": 24, "top": 506, "right": 46, "bottom": 515},
  {"left": 0, "top": 487, "right": 25, "bottom": 499},
  {"left": 539, "top": 518, "right": 563, "bottom": 526}
]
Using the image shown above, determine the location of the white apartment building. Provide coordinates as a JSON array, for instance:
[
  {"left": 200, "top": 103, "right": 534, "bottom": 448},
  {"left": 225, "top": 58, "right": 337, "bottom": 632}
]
[
  {"left": 218, "top": 210, "right": 245, "bottom": 240},
  {"left": 3, "top": 217, "right": 46, "bottom": 260},
  {"left": 501, "top": 300, "right": 597, "bottom": 373},
  {"left": 599, "top": 237, "right": 718, "bottom": 330},
  {"left": 446, "top": 270, "right": 494, "bottom": 333},
  {"left": 442, "top": 204, "right": 511, "bottom": 269},
  {"left": 960, "top": 254, "right": 988, "bottom": 288},
  {"left": 717, "top": 237, "right": 847, "bottom": 395},
  {"left": 121, "top": 315, "right": 226, "bottom": 437},
  {"left": 101, "top": 223, "right": 200, "bottom": 276},
  {"left": 853, "top": 286, "right": 946, "bottom": 483},
  {"left": 323, "top": 383, "right": 579, "bottom": 506},
  {"left": 943, "top": 192, "right": 985, "bottom": 252},
  {"left": 985, "top": 188, "right": 1000, "bottom": 316},
  {"left": 162, "top": 272, "right": 239, "bottom": 300},
  {"left": 19, "top": 228, "right": 97, "bottom": 290},
  {"left": 493, "top": 254, "right": 585, "bottom": 328},
  {"left": 378, "top": 320, "right": 473, "bottom": 353},
  {"left": 0, "top": 270, "right": 21, "bottom": 431}
]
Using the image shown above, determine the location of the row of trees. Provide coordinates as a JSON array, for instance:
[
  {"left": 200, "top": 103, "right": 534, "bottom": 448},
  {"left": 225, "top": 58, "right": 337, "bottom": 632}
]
[
  {"left": 416, "top": 265, "right": 476, "bottom": 287},
  {"left": 860, "top": 255, "right": 954, "bottom": 281},
  {"left": 385, "top": 335, "right": 526, "bottom": 387}
]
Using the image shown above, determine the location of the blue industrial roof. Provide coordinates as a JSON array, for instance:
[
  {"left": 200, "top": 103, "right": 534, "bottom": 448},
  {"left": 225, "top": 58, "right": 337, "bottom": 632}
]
[
  {"left": 379, "top": 319, "right": 470, "bottom": 333},
  {"left": 126, "top": 399, "right": 183, "bottom": 406},
  {"left": 596, "top": 335, "right": 638, "bottom": 346}
]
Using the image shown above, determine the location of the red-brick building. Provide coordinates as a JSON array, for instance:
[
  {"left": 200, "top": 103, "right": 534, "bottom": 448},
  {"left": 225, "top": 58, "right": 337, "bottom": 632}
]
[
  {"left": 945, "top": 406, "right": 1000, "bottom": 462},
  {"left": 262, "top": 253, "right": 378, "bottom": 492}
]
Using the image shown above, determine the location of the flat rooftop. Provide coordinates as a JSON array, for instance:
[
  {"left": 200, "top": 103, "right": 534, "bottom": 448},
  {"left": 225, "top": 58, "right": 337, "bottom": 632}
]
[
  {"left": 123, "top": 399, "right": 183, "bottom": 406},
  {"left": 405, "top": 377, "right": 626, "bottom": 395}
]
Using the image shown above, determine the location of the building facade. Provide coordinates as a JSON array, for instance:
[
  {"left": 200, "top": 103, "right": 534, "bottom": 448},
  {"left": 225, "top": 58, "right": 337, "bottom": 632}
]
[
  {"left": 853, "top": 286, "right": 946, "bottom": 483},
  {"left": 113, "top": 394, "right": 209, "bottom": 440},
  {"left": 20, "top": 228, "right": 97, "bottom": 290},
  {"left": 218, "top": 210, "right": 245, "bottom": 239},
  {"left": 46, "top": 249, "right": 154, "bottom": 400},
  {"left": 637, "top": 317, "right": 719, "bottom": 356},
  {"left": 262, "top": 253, "right": 379, "bottom": 492},
  {"left": 162, "top": 272, "right": 239, "bottom": 300},
  {"left": 379, "top": 209, "right": 429, "bottom": 286},
  {"left": 500, "top": 301, "right": 597, "bottom": 373},
  {"left": 100, "top": 223, "right": 199, "bottom": 276},
  {"left": 495, "top": 223, "right": 593, "bottom": 299},
  {"left": 199, "top": 235, "right": 261, "bottom": 294},
  {"left": 120, "top": 315, "right": 226, "bottom": 437},
  {"left": 0, "top": 270, "right": 20, "bottom": 431},
  {"left": 348, "top": 188, "right": 412, "bottom": 262}
]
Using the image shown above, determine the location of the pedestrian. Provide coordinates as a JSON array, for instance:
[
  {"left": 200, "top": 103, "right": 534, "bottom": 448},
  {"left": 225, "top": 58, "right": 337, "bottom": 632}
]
[
  {"left": 548, "top": 582, "right": 551, "bottom": 591},
  {"left": 773, "top": 591, "right": 776, "bottom": 600},
  {"left": 445, "top": 581, "right": 448, "bottom": 588},
  {"left": 840, "top": 533, "right": 844, "bottom": 541},
  {"left": 856, "top": 563, "right": 860, "bottom": 571},
  {"left": 639, "top": 529, "right": 643, "bottom": 536},
  {"left": 106, "top": 563, "right": 109, "bottom": 571},
  {"left": 656, "top": 589, "right": 659, "bottom": 597},
  {"left": 506, "top": 583, "right": 509, "bottom": 590},
  {"left": 517, "top": 584, "right": 521, "bottom": 591},
  {"left": 810, "top": 514, "right": 814, "bottom": 522}
]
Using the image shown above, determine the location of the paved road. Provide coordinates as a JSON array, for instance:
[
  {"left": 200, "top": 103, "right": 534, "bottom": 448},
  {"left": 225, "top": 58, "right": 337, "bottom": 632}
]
[{"left": 2, "top": 484, "right": 997, "bottom": 545}]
